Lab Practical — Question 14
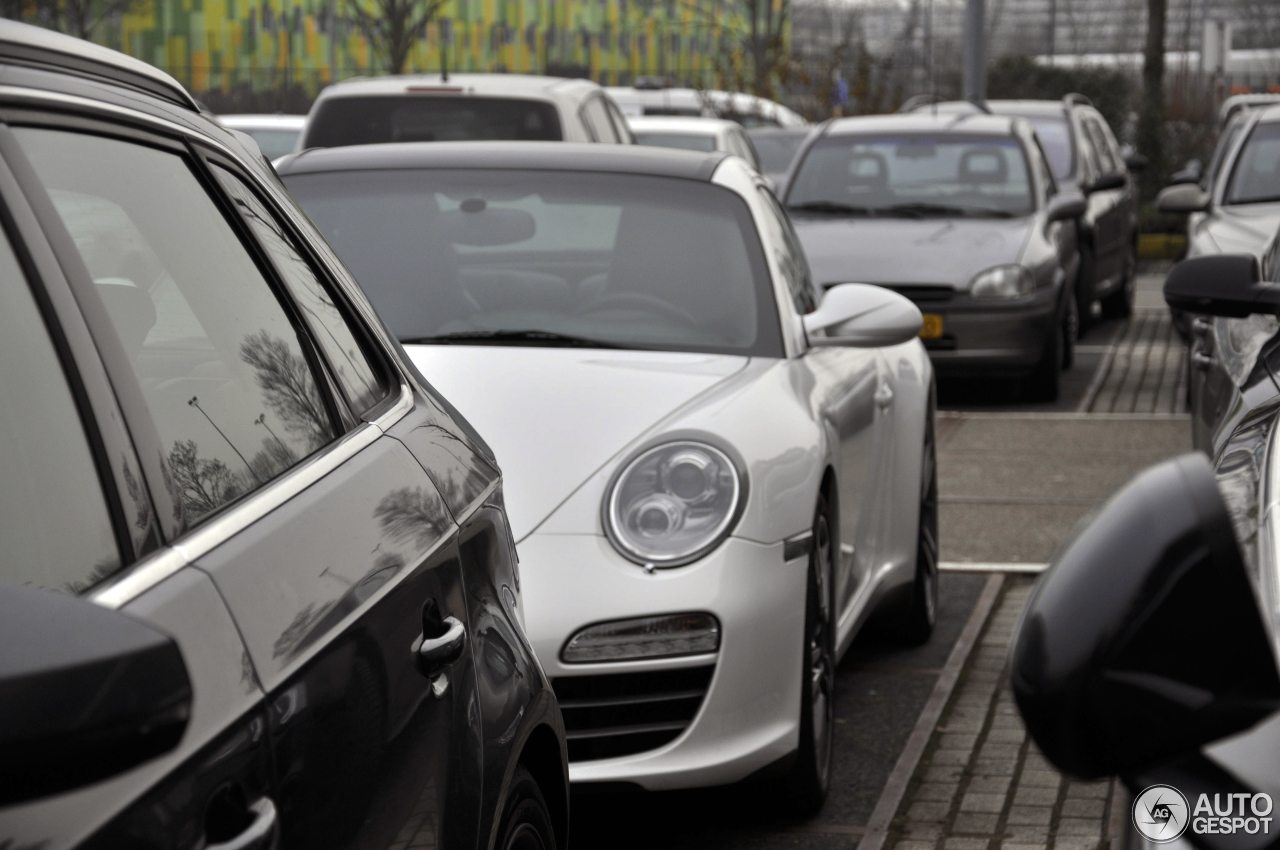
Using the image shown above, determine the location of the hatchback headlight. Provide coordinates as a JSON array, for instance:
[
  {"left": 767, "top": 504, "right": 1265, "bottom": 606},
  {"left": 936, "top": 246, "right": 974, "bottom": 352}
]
[
  {"left": 970, "top": 265, "right": 1035, "bottom": 299},
  {"left": 604, "top": 441, "right": 742, "bottom": 567}
]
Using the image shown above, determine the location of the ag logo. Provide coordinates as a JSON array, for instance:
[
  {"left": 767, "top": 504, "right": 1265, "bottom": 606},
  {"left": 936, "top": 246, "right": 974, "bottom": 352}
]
[{"left": 1133, "top": 784, "right": 1190, "bottom": 843}]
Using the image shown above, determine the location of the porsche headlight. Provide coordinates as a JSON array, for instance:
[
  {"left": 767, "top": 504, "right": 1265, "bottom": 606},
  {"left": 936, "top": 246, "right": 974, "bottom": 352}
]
[
  {"left": 605, "top": 441, "right": 742, "bottom": 567},
  {"left": 970, "top": 264, "right": 1035, "bottom": 299}
]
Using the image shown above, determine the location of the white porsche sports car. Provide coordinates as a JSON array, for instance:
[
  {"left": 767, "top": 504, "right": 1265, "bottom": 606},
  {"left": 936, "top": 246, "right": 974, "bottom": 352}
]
[{"left": 278, "top": 141, "right": 938, "bottom": 812}]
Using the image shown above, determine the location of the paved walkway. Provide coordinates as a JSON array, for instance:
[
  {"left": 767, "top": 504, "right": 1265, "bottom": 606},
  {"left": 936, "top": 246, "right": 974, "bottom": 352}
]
[{"left": 886, "top": 580, "right": 1121, "bottom": 850}]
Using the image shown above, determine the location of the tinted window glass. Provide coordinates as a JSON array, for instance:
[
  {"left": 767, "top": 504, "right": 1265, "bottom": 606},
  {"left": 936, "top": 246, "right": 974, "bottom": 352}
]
[
  {"left": 305, "top": 96, "right": 563, "bottom": 147},
  {"left": 1085, "top": 118, "right": 1117, "bottom": 173},
  {"left": 1226, "top": 122, "right": 1280, "bottom": 205},
  {"left": 243, "top": 128, "right": 300, "bottom": 159},
  {"left": 757, "top": 187, "right": 816, "bottom": 314},
  {"left": 751, "top": 131, "right": 807, "bottom": 173},
  {"left": 285, "top": 168, "right": 783, "bottom": 357},
  {"left": 16, "top": 128, "right": 336, "bottom": 526},
  {"left": 1206, "top": 119, "right": 1244, "bottom": 189},
  {"left": 0, "top": 231, "right": 120, "bottom": 592},
  {"left": 633, "top": 132, "right": 717, "bottom": 152},
  {"left": 1023, "top": 117, "right": 1073, "bottom": 180},
  {"left": 788, "top": 134, "right": 1034, "bottom": 216},
  {"left": 580, "top": 97, "right": 619, "bottom": 143},
  {"left": 212, "top": 165, "right": 387, "bottom": 414}
]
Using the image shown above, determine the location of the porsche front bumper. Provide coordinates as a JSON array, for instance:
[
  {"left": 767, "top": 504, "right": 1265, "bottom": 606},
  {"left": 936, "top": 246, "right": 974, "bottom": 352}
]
[{"left": 517, "top": 532, "right": 809, "bottom": 791}]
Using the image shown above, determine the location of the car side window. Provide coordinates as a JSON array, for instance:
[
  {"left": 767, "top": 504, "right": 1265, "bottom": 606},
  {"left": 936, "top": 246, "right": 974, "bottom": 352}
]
[
  {"left": 210, "top": 164, "right": 389, "bottom": 415},
  {"left": 15, "top": 127, "right": 337, "bottom": 527},
  {"left": 605, "top": 99, "right": 633, "bottom": 143},
  {"left": 739, "top": 132, "right": 765, "bottom": 173},
  {"left": 580, "top": 97, "right": 619, "bottom": 143},
  {"left": 1084, "top": 118, "right": 1117, "bottom": 174},
  {"left": 1030, "top": 136, "right": 1057, "bottom": 204},
  {"left": 756, "top": 187, "right": 817, "bottom": 314},
  {"left": 0, "top": 226, "right": 121, "bottom": 593},
  {"left": 1074, "top": 115, "right": 1101, "bottom": 181}
]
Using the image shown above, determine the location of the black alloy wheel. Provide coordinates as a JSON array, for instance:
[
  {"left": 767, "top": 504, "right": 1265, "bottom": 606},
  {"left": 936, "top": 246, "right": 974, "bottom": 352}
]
[
  {"left": 1075, "top": 244, "right": 1096, "bottom": 337},
  {"left": 1023, "top": 318, "right": 1063, "bottom": 402},
  {"left": 497, "top": 765, "right": 557, "bottom": 850},
  {"left": 1061, "top": 286, "right": 1079, "bottom": 371},
  {"left": 1100, "top": 243, "right": 1137, "bottom": 319},
  {"left": 895, "top": 393, "right": 939, "bottom": 646},
  {"left": 783, "top": 494, "right": 835, "bottom": 816}
]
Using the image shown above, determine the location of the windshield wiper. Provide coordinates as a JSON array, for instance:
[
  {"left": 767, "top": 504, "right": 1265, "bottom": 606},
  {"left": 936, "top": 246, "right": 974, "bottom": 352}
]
[
  {"left": 877, "top": 202, "right": 1016, "bottom": 219},
  {"left": 401, "top": 329, "right": 624, "bottom": 349},
  {"left": 787, "top": 200, "right": 876, "bottom": 216}
]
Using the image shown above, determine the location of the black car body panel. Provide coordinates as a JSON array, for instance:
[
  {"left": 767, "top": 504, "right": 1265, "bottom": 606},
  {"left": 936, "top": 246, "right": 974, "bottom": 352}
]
[{"left": 0, "top": 17, "right": 565, "bottom": 850}]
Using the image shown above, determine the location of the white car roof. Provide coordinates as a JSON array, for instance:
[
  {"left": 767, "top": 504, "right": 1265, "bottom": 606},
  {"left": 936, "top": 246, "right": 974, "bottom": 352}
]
[
  {"left": 318, "top": 73, "right": 599, "bottom": 102},
  {"left": 627, "top": 115, "right": 738, "bottom": 135},
  {"left": 607, "top": 87, "right": 807, "bottom": 128},
  {"left": 219, "top": 114, "right": 307, "bottom": 130}
]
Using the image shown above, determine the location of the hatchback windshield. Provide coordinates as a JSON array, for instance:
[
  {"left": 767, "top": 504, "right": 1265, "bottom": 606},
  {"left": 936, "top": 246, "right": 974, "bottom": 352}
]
[
  {"left": 787, "top": 133, "right": 1034, "bottom": 217},
  {"left": 284, "top": 169, "right": 782, "bottom": 356},
  {"left": 1226, "top": 122, "right": 1280, "bottom": 205},
  {"left": 304, "top": 96, "right": 563, "bottom": 147},
  {"left": 752, "top": 131, "right": 808, "bottom": 173},
  {"left": 632, "top": 131, "right": 717, "bottom": 152}
]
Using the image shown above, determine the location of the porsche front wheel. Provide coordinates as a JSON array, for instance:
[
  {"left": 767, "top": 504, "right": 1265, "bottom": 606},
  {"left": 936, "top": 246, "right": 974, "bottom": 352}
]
[{"left": 782, "top": 494, "right": 835, "bottom": 816}]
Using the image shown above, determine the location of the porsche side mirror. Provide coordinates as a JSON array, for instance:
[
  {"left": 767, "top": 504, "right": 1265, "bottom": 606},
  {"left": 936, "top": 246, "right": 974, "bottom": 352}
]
[
  {"left": 1163, "top": 254, "right": 1275, "bottom": 318},
  {"left": 1009, "top": 453, "right": 1280, "bottom": 781},
  {"left": 804, "top": 283, "right": 923, "bottom": 348},
  {"left": 1169, "top": 158, "right": 1203, "bottom": 185},
  {"left": 1157, "top": 183, "right": 1211, "bottom": 213},
  {"left": 0, "top": 583, "right": 192, "bottom": 805},
  {"left": 1046, "top": 192, "right": 1087, "bottom": 223},
  {"left": 1085, "top": 171, "right": 1126, "bottom": 194},
  {"left": 1124, "top": 152, "right": 1150, "bottom": 173}
]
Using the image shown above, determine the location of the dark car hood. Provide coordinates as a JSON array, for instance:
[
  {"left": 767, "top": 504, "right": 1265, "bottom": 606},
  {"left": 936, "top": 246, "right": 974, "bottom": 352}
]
[{"left": 791, "top": 215, "right": 1035, "bottom": 290}]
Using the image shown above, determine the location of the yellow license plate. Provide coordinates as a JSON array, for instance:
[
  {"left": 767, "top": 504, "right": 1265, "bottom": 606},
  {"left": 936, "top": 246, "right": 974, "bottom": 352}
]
[{"left": 920, "top": 314, "right": 944, "bottom": 340}]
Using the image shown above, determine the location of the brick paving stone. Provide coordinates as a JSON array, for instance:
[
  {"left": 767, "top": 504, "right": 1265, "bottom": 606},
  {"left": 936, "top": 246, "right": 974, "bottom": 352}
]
[
  {"left": 917, "top": 783, "right": 961, "bottom": 802},
  {"left": 1055, "top": 819, "right": 1101, "bottom": 838},
  {"left": 1013, "top": 787, "right": 1060, "bottom": 807},
  {"left": 944, "top": 839, "right": 991, "bottom": 850},
  {"left": 1065, "top": 783, "right": 1110, "bottom": 799},
  {"left": 925, "top": 766, "right": 965, "bottom": 783},
  {"left": 939, "top": 733, "right": 979, "bottom": 750},
  {"left": 1060, "top": 799, "right": 1106, "bottom": 818},
  {"left": 1018, "top": 771, "right": 1061, "bottom": 788},
  {"left": 960, "top": 793, "right": 1006, "bottom": 813},
  {"left": 904, "top": 824, "right": 946, "bottom": 840},
  {"left": 979, "top": 744, "right": 1022, "bottom": 760},
  {"left": 967, "top": 776, "right": 1013, "bottom": 795},
  {"left": 1001, "top": 843, "right": 1047, "bottom": 850},
  {"left": 897, "top": 841, "right": 938, "bottom": 850},
  {"left": 984, "top": 727, "right": 1025, "bottom": 744},
  {"left": 932, "top": 749, "right": 973, "bottom": 766},
  {"left": 971, "top": 759, "right": 1018, "bottom": 776},
  {"left": 1052, "top": 837, "right": 1104, "bottom": 850},
  {"left": 1006, "top": 807, "right": 1054, "bottom": 826},
  {"left": 909, "top": 801, "right": 953, "bottom": 822},
  {"left": 951, "top": 815, "right": 1000, "bottom": 835},
  {"left": 1003, "top": 826, "right": 1050, "bottom": 841}
]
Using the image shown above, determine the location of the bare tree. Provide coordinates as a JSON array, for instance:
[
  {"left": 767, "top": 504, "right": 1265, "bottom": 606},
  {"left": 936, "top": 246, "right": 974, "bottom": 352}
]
[
  {"left": 239, "top": 331, "right": 330, "bottom": 449},
  {"left": 345, "top": 0, "right": 447, "bottom": 75},
  {"left": 35, "top": 0, "right": 141, "bottom": 40}
]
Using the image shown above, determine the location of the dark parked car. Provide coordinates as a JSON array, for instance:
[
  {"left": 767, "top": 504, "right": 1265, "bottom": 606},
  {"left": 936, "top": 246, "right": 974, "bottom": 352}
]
[
  {"left": 909, "top": 95, "right": 1143, "bottom": 331},
  {"left": 0, "top": 19, "right": 566, "bottom": 850},
  {"left": 1009, "top": 254, "right": 1280, "bottom": 850},
  {"left": 781, "top": 112, "right": 1084, "bottom": 400}
]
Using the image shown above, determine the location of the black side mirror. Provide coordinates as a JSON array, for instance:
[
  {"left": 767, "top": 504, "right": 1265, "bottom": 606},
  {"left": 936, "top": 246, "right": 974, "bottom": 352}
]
[
  {"left": 1085, "top": 171, "right": 1127, "bottom": 194},
  {"left": 1124, "top": 152, "right": 1150, "bottom": 173},
  {"left": 1046, "top": 192, "right": 1087, "bottom": 223},
  {"left": 1163, "top": 254, "right": 1274, "bottom": 318},
  {"left": 0, "top": 583, "right": 192, "bottom": 805},
  {"left": 1169, "top": 158, "right": 1203, "bottom": 184},
  {"left": 1010, "top": 453, "right": 1280, "bottom": 780}
]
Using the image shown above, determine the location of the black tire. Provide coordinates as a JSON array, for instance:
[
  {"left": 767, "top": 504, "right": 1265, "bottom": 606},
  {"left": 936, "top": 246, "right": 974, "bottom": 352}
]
[
  {"left": 782, "top": 495, "right": 835, "bottom": 817},
  {"left": 894, "top": 393, "right": 939, "bottom": 646},
  {"left": 496, "top": 765, "right": 557, "bottom": 850},
  {"left": 1061, "top": 287, "right": 1078, "bottom": 371},
  {"left": 1100, "top": 244, "right": 1137, "bottom": 319},
  {"left": 1023, "top": 318, "right": 1063, "bottom": 402},
  {"left": 1075, "top": 243, "right": 1096, "bottom": 337}
]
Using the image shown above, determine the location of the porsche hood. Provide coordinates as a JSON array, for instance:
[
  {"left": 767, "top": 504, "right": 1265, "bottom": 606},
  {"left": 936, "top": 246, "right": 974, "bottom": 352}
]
[
  {"left": 791, "top": 215, "right": 1034, "bottom": 290},
  {"left": 404, "top": 346, "right": 749, "bottom": 540}
]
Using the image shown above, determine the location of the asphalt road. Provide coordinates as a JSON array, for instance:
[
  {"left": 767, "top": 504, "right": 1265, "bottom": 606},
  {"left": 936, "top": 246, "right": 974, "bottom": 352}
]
[{"left": 568, "top": 268, "right": 1191, "bottom": 850}]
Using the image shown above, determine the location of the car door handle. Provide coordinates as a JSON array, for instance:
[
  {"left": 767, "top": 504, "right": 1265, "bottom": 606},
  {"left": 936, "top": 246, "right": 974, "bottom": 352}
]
[
  {"left": 416, "top": 616, "right": 467, "bottom": 679},
  {"left": 875, "top": 383, "right": 894, "bottom": 409},
  {"left": 1192, "top": 350, "right": 1214, "bottom": 370},
  {"left": 207, "top": 797, "right": 277, "bottom": 850},
  {"left": 1191, "top": 317, "right": 1211, "bottom": 338}
]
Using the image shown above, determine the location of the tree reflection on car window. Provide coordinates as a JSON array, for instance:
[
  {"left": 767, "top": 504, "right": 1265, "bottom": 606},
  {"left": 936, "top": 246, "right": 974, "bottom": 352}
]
[{"left": 14, "top": 128, "right": 335, "bottom": 528}]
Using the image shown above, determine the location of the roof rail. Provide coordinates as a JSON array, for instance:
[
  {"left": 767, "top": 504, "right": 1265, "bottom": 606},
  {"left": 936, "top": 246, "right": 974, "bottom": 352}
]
[
  {"left": 1063, "top": 92, "right": 1094, "bottom": 108},
  {"left": 0, "top": 20, "right": 198, "bottom": 111},
  {"left": 899, "top": 94, "right": 945, "bottom": 113}
]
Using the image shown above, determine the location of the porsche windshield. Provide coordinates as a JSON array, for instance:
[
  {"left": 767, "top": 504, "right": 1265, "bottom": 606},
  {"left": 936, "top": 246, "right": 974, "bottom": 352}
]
[
  {"left": 787, "top": 134, "right": 1035, "bottom": 217},
  {"left": 284, "top": 168, "right": 783, "bottom": 356}
]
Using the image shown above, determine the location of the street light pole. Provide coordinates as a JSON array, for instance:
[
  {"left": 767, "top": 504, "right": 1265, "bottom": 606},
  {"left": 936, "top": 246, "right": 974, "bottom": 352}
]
[
  {"left": 962, "top": 0, "right": 986, "bottom": 108},
  {"left": 189, "top": 396, "right": 259, "bottom": 484}
]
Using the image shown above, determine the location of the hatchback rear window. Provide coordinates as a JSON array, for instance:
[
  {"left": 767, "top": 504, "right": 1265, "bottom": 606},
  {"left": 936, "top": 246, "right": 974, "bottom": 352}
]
[{"left": 303, "top": 96, "right": 562, "bottom": 147}]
